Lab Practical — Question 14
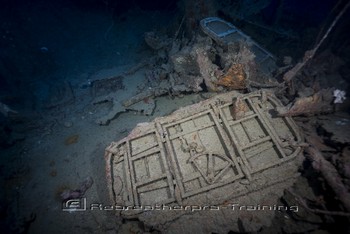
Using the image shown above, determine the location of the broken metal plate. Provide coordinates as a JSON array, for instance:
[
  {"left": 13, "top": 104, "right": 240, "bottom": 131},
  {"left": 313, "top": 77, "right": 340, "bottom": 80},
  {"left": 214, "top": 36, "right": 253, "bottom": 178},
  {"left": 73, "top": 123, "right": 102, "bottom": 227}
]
[
  {"left": 200, "top": 17, "right": 278, "bottom": 75},
  {"left": 105, "top": 91, "right": 303, "bottom": 211}
]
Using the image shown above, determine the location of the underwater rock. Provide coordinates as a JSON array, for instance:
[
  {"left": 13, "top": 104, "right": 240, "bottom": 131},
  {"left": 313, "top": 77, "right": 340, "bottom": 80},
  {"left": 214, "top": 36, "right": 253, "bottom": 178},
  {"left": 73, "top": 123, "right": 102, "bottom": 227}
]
[
  {"left": 305, "top": 146, "right": 350, "bottom": 212},
  {"left": 195, "top": 47, "right": 219, "bottom": 92}
]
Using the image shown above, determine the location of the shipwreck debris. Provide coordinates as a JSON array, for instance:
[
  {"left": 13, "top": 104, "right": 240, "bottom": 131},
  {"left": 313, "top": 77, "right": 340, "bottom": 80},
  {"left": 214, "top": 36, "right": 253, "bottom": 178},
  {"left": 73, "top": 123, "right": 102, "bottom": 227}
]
[
  {"left": 215, "top": 63, "right": 246, "bottom": 90},
  {"left": 200, "top": 17, "right": 278, "bottom": 77},
  {"left": 231, "top": 95, "right": 249, "bottom": 120},
  {"left": 304, "top": 146, "right": 350, "bottom": 212},
  {"left": 90, "top": 16, "right": 286, "bottom": 126},
  {"left": 105, "top": 91, "right": 303, "bottom": 232},
  {"left": 91, "top": 75, "right": 124, "bottom": 97},
  {"left": 194, "top": 46, "right": 219, "bottom": 91},
  {"left": 277, "top": 89, "right": 335, "bottom": 117},
  {"left": 292, "top": 112, "right": 350, "bottom": 219},
  {"left": 122, "top": 89, "right": 161, "bottom": 107}
]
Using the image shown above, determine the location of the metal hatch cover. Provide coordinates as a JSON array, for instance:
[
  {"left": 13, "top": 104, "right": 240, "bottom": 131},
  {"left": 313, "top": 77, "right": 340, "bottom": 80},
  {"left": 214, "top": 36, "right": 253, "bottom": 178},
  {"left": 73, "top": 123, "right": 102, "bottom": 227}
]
[{"left": 105, "top": 91, "right": 303, "bottom": 213}]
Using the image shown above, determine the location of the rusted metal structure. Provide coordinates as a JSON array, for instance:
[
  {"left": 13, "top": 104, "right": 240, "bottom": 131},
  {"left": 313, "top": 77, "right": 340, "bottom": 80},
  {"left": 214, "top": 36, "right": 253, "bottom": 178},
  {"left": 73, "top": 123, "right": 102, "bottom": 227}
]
[{"left": 105, "top": 91, "right": 303, "bottom": 216}]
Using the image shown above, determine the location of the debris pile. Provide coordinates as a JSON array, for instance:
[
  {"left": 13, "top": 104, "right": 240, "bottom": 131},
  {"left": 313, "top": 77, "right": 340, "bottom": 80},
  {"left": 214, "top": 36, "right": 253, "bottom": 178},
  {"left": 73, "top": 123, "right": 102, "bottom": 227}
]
[
  {"left": 100, "top": 13, "right": 350, "bottom": 232},
  {"left": 63, "top": 13, "right": 350, "bottom": 232},
  {"left": 277, "top": 88, "right": 335, "bottom": 117},
  {"left": 91, "top": 17, "right": 283, "bottom": 125}
]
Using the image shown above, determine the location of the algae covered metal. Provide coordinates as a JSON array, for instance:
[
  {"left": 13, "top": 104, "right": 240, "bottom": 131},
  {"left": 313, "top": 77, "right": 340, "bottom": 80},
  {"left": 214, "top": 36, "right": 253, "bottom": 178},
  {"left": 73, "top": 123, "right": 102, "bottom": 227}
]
[{"left": 105, "top": 91, "right": 303, "bottom": 214}]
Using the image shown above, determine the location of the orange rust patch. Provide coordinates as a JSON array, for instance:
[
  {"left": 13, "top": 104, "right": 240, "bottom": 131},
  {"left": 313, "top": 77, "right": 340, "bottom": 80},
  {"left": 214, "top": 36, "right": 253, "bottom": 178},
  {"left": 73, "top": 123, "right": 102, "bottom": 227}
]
[{"left": 215, "top": 64, "right": 246, "bottom": 90}]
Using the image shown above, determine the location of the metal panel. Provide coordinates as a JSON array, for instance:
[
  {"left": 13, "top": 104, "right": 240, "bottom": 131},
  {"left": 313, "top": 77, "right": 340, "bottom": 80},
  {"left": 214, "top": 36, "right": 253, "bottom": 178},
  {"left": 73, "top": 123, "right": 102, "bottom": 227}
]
[{"left": 106, "top": 91, "right": 303, "bottom": 207}]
